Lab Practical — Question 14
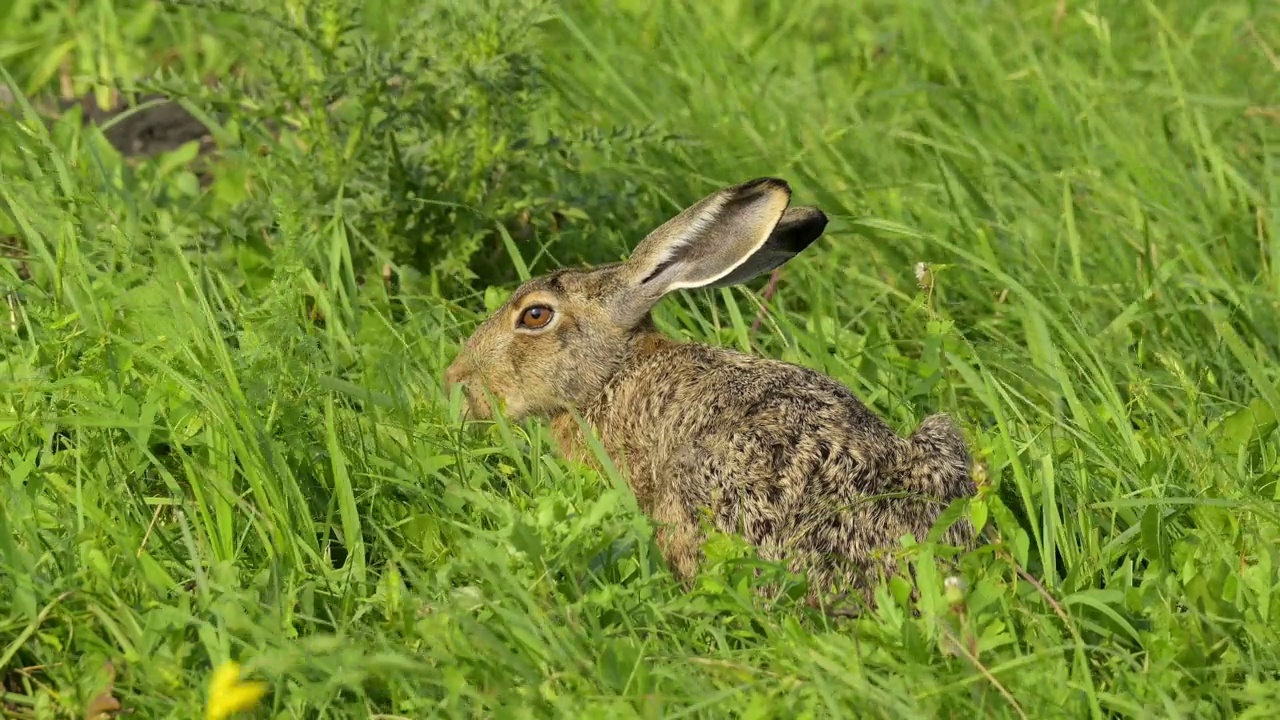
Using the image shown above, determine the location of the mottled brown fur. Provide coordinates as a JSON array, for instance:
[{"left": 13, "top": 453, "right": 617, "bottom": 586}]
[{"left": 446, "top": 177, "right": 977, "bottom": 610}]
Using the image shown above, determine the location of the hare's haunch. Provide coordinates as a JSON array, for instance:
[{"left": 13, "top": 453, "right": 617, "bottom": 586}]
[{"left": 446, "top": 178, "right": 977, "bottom": 609}]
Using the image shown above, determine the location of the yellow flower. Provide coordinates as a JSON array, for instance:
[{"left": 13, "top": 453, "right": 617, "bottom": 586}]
[{"left": 206, "top": 660, "right": 268, "bottom": 720}]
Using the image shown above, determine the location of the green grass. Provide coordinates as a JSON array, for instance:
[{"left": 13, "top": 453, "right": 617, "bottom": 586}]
[{"left": 2, "top": 0, "right": 1280, "bottom": 717}]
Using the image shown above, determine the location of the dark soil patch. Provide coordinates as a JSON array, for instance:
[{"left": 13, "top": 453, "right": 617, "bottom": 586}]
[
  {"left": 1, "top": 88, "right": 223, "bottom": 290},
  {"left": 2, "top": 87, "right": 217, "bottom": 159},
  {"left": 79, "top": 93, "right": 216, "bottom": 158}
]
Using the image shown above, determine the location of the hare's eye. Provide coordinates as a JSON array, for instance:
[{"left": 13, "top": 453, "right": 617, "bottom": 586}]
[{"left": 518, "top": 305, "right": 554, "bottom": 330}]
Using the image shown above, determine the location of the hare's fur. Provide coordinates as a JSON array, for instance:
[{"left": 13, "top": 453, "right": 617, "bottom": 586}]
[{"left": 446, "top": 178, "right": 977, "bottom": 608}]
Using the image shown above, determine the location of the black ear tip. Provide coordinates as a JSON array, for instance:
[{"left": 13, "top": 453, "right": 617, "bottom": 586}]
[
  {"left": 771, "top": 206, "right": 829, "bottom": 252},
  {"left": 740, "top": 177, "right": 792, "bottom": 195},
  {"left": 803, "top": 207, "right": 830, "bottom": 232},
  {"left": 788, "top": 206, "right": 829, "bottom": 232}
]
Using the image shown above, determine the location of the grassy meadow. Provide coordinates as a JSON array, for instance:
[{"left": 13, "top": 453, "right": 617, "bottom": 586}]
[{"left": 2, "top": 0, "right": 1279, "bottom": 717}]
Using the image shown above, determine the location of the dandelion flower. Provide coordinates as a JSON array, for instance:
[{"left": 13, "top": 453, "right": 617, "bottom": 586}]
[
  {"left": 944, "top": 575, "right": 968, "bottom": 605},
  {"left": 206, "top": 661, "right": 267, "bottom": 720},
  {"left": 914, "top": 262, "right": 933, "bottom": 292}
]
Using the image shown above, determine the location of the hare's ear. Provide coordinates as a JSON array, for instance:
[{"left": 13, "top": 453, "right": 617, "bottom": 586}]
[
  {"left": 700, "top": 205, "right": 828, "bottom": 289},
  {"left": 613, "top": 177, "right": 826, "bottom": 322}
]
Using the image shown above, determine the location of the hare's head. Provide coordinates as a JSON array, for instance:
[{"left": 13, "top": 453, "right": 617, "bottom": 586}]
[{"left": 444, "top": 177, "right": 829, "bottom": 422}]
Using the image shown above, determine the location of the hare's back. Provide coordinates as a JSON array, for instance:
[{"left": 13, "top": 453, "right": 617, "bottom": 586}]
[
  {"left": 617, "top": 342, "right": 910, "bottom": 490},
  {"left": 659, "top": 343, "right": 901, "bottom": 446}
]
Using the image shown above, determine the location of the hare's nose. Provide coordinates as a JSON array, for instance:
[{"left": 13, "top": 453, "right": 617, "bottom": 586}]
[{"left": 444, "top": 360, "right": 467, "bottom": 391}]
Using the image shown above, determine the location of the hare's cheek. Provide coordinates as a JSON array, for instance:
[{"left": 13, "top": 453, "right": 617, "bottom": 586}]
[{"left": 504, "top": 335, "right": 552, "bottom": 375}]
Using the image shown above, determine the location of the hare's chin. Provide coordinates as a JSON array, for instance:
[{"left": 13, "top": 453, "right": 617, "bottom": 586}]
[
  {"left": 459, "top": 394, "right": 523, "bottom": 423},
  {"left": 454, "top": 392, "right": 491, "bottom": 421}
]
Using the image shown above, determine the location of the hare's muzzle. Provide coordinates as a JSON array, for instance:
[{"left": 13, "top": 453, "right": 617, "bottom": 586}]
[
  {"left": 443, "top": 355, "right": 491, "bottom": 419},
  {"left": 444, "top": 357, "right": 468, "bottom": 394}
]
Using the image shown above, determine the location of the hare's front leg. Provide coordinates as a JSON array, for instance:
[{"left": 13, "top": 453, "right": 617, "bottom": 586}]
[{"left": 650, "top": 490, "right": 704, "bottom": 589}]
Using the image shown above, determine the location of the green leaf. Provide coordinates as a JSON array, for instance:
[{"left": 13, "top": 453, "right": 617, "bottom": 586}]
[{"left": 1212, "top": 395, "right": 1278, "bottom": 457}]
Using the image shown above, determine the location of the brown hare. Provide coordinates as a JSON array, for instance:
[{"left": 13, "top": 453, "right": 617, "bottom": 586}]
[{"left": 445, "top": 177, "right": 977, "bottom": 610}]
